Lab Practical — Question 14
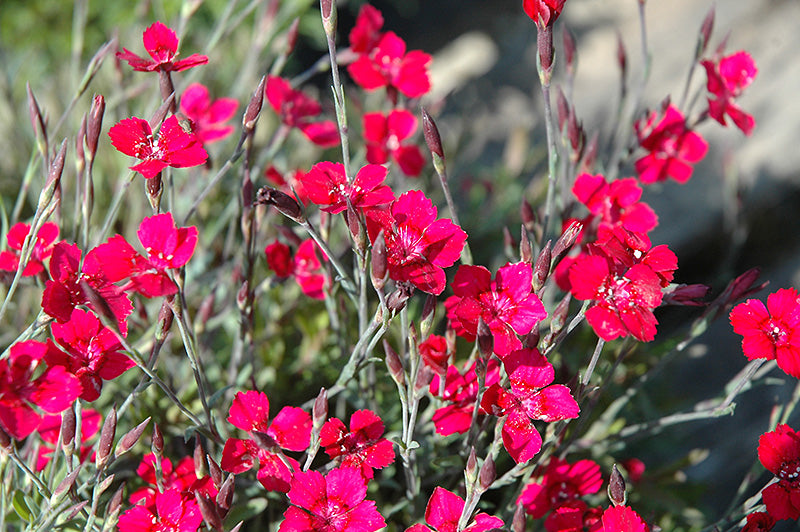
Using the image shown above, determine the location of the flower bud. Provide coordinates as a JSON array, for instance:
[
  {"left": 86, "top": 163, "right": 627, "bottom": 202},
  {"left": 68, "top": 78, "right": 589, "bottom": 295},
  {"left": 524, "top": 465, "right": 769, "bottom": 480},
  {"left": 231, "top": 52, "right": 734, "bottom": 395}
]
[
  {"left": 256, "top": 187, "right": 305, "bottom": 222},
  {"left": 567, "top": 108, "right": 584, "bottom": 160},
  {"left": 608, "top": 464, "right": 627, "bottom": 506},
  {"left": 195, "top": 293, "right": 216, "bottom": 334},
  {"left": 243, "top": 76, "right": 266, "bottom": 135},
  {"left": 420, "top": 294, "right": 436, "bottom": 338},
  {"left": 550, "top": 293, "right": 572, "bottom": 334},
  {"left": 512, "top": 504, "right": 526, "bottom": 532},
  {"left": 698, "top": 5, "right": 715, "bottom": 58},
  {"left": 519, "top": 226, "right": 532, "bottom": 264},
  {"left": 384, "top": 340, "right": 405, "bottom": 386},
  {"left": 76, "top": 116, "right": 87, "bottom": 176},
  {"left": 320, "top": 0, "right": 337, "bottom": 37},
  {"left": 387, "top": 286, "right": 412, "bottom": 313},
  {"left": 95, "top": 406, "right": 117, "bottom": 470},
  {"left": 346, "top": 203, "right": 366, "bottom": 254},
  {"left": 285, "top": 18, "right": 300, "bottom": 57},
  {"left": 556, "top": 87, "right": 569, "bottom": 133},
  {"left": 80, "top": 280, "right": 120, "bottom": 336},
  {"left": 237, "top": 280, "right": 250, "bottom": 312},
  {"left": 580, "top": 131, "right": 599, "bottom": 174},
  {"left": 196, "top": 492, "right": 224, "bottom": 532},
  {"left": 479, "top": 455, "right": 496, "bottom": 491},
  {"left": 27, "top": 83, "right": 48, "bottom": 151},
  {"left": 563, "top": 26, "right": 577, "bottom": 75},
  {"left": 552, "top": 220, "right": 582, "bottom": 266},
  {"left": 104, "top": 484, "right": 125, "bottom": 526},
  {"left": 87, "top": 94, "right": 105, "bottom": 160},
  {"left": 51, "top": 467, "right": 81, "bottom": 503},
  {"left": 151, "top": 423, "right": 164, "bottom": 456},
  {"left": 313, "top": 387, "right": 329, "bottom": 429},
  {"left": 414, "top": 365, "right": 434, "bottom": 392},
  {"left": 477, "top": 317, "right": 493, "bottom": 358},
  {"left": 217, "top": 474, "right": 235, "bottom": 512},
  {"left": 146, "top": 174, "right": 163, "bottom": 212},
  {"left": 207, "top": 454, "right": 223, "bottom": 489},
  {"left": 521, "top": 199, "right": 537, "bottom": 232},
  {"left": 115, "top": 417, "right": 151, "bottom": 458},
  {"left": 194, "top": 438, "right": 206, "bottom": 477},
  {"left": 537, "top": 25, "right": 554, "bottom": 81},
  {"left": 533, "top": 240, "right": 552, "bottom": 291},
  {"left": 39, "top": 139, "right": 68, "bottom": 214},
  {"left": 61, "top": 407, "right": 76, "bottom": 454},
  {"left": 155, "top": 300, "right": 174, "bottom": 344},
  {"left": 422, "top": 108, "right": 446, "bottom": 177},
  {"left": 465, "top": 447, "right": 478, "bottom": 484}
]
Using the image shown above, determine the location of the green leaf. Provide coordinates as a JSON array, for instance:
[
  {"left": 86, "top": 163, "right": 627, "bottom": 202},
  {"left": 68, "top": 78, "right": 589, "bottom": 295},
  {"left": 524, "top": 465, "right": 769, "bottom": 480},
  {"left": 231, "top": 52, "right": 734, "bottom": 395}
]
[{"left": 12, "top": 490, "right": 32, "bottom": 522}]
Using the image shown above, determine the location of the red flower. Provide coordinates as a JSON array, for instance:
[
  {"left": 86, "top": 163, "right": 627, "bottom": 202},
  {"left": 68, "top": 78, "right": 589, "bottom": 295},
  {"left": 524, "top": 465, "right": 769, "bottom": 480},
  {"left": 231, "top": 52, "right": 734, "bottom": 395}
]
[
  {"left": 266, "top": 239, "right": 331, "bottom": 300},
  {"left": 42, "top": 242, "right": 133, "bottom": 332},
  {"left": 348, "top": 32, "right": 432, "bottom": 99},
  {"left": 278, "top": 468, "right": 386, "bottom": 532},
  {"left": 108, "top": 115, "right": 208, "bottom": 179},
  {"left": 445, "top": 262, "right": 547, "bottom": 357},
  {"left": 118, "top": 488, "right": 203, "bottom": 532},
  {"left": 518, "top": 457, "right": 603, "bottom": 519},
  {"left": 179, "top": 83, "right": 238, "bottom": 145},
  {"left": 91, "top": 213, "right": 198, "bottom": 298},
  {"left": 430, "top": 358, "right": 501, "bottom": 436},
  {"left": 365, "top": 190, "right": 466, "bottom": 295},
  {"left": 600, "top": 505, "right": 648, "bottom": 532},
  {"left": 419, "top": 334, "right": 449, "bottom": 374},
  {"left": 543, "top": 501, "right": 603, "bottom": 532},
  {"left": 42, "top": 308, "right": 134, "bottom": 402},
  {"left": 320, "top": 409, "right": 395, "bottom": 479},
  {"left": 301, "top": 161, "right": 395, "bottom": 214},
  {"left": 741, "top": 511, "right": 776, "bottom": 531},
  {"left": 758, "top": 424, "right": 800, "bottom": 520},
  {"left": 481, "top": 348, "right": 579, "bottom": 463},
  {"left": 0, "top": 222, "right": 59, "bottom": 277},
  {"left": 571, "top": 174, "right": 657, "bottom": 235},
  {"left": 36, "top": 409, "right": 100, "bottom": 471},
  {"left": 568, "top": 253, "right": 664, "bottom": 342},
  {"left": 265, "top": 75, "right": 339, "bottom": 148},
  {"left": 634, "top": 104, "right": 708, "bottom": 184},
  {"left": 0, "top": 341, "right": 81, "bottom": 440},
  {"left": 701, "top": 51, "right": 757, "bottom": 136},
  {"left": 129, "top": 453, "right": 217, "bottom": 509},
  {"left": 221, "top": 390, "right": 311, "bottom": 492},
  {"left": 730, "top": 288, "right": 800, "bottom": 378},
  {"left": 349, "top": 4, "right": 384, "bottom": 54},
  {"left": 406, "top": 486, "right": 504, "bottom": 532},
  {"left": 523, "top": 0, "right": 567, "bottom": 27},
  {"left": 117, "top": 21, "right": 208, "bottom": 73},
  {"left": 363, "top": 110, "right": 425, "bottom": 177},
  {"left": 595, "top": 226, "right": 678, "bottom": 288}
]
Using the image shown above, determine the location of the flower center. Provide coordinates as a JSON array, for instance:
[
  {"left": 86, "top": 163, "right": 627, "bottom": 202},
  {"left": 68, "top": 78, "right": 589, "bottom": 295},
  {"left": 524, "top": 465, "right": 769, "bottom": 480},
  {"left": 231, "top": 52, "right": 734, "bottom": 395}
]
[{"left": 778, "top": 459, "right": 800, "bottom": 485}]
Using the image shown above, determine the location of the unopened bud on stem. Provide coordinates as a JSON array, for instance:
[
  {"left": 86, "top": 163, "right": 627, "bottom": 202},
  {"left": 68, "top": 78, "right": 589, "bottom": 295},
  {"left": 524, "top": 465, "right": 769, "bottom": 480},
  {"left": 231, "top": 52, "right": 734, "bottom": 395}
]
[
  {"left": 477, "top": 317, "right": 493, "bottom": 358},
  {"left": 243, "top": 76, "right": 266, "bottom": 135},
  {"left": 608, "top": 464, "right": 627, "bottom": 506}
]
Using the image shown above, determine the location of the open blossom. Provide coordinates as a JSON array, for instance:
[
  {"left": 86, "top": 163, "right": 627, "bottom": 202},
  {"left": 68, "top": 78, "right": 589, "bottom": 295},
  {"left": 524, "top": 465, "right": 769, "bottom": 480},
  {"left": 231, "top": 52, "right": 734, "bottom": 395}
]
[
  {"left": 348, "top": 31, "right": 432, "bottom": 99},
  {"left": 518, "top": 457, "right": 603, "bottom": 519},
  {"left": 543, "top": 500, "right": 603, "bottom": 532},
  {"left": 118, "top": 488, "right": 203, "bottom": 532},
  {"left": 221, "top": 390, "right": 311, "bottom": 492},
  {"left": 42, "top": 242, "right": 132, "bottom": 331},
  {"left": 265, "top": 75, "right": 339, "bottom": 147},
  {"left": 265, "top": 239, "right": 330, "bottom": 300},
  {"left": 91, "top": 213, "right": 198, "bottom": 298},
  {"left": 741, "top": 511, "right": 776, "bottom": 532},
  {"left": 365, "top": 190, "right": 466, "bottom": 295},
  {"left": 36, "top": 409, "right": 101, "bottom": 471},
  {"left": 349, "top": 4, "right": 384, "bottom": 54},
  {"left": 363, "top": 110, "right": 425, "bottom": 177},
  {"left": 117, "top": 21, "right": 208, "bottom": 73},
  {"left": 301, "top": 162, "right": 394, "bottom": 214},
  {"left": 179, "top": 83, "right": 238, "bottom": 145},
  {"left": 445, "top": 262, "right": 547, "bottom": 357},
  {"left": 430, "top": 358, "right": 501, "bottom": 436},
  {"left": 0, "top": 341, "right": 81, "bottom": 440},
  {"left": 320, "top": 410, "right": 395, "bottom": 479},
  {"left": 571, "top": 174, "right": 657, "bottom": 235},
  {"left": 600, "top": 505, "right": 649, "bottom": 532},
  {"left": 406, "top": 486, "right": 504, "bottom": 532},
  {"left": 523, "top": 0, "right": 567, "bottom": 27},
  {"left": 43, "top": 308, "right": 134, "bottom": 402},
  {"left": 568, "top": 249, "right": 665, "bottom": 343},
  {"left": 279, "top": 468, "right": 386, "bottom": 532},
  {"left": 129, "top": 453, "right": 217, "bottom": 509},
  {"left": 634, "top": 104, "right": 708, "bottom": 184},
  {"left": 108, "top": 115, "right": 208, "bottom": 179},
  {"left": 0, "top": 222, "right": 59, "bottom": 277},
  {"left": 758, "top": 424, "right": 800, "bottom": 520},
  {"left": 701, "top": 51, "right": 757, "bottom": 136},
  {"left": 481, "top": 348, "right": 579, "bottom": 463},
  {"left": 730, "top": 288, "right": 800, "bottom": 378}
]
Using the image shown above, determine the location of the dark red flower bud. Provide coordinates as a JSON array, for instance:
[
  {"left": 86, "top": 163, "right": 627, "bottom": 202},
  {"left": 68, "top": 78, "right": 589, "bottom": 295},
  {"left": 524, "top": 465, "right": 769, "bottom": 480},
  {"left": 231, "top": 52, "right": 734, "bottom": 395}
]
[
  {"left": 580, "top": 130, "right": 599, "bottom": 173},
  {"left": 387, "top": 285, "right": 413, "bottom": 313},
  {"left": 608, "top": 464, "right": 627, "bottom": 506},
  {"left": 207, "top": 454, "right": 223, "bottom": 489},
  {"left": 421, "top": 108, "right": 444, "bottom": 158},
  {"left": 521, "top": 199, "right": 537, "bottom": 231},
  {"left": 256, "top": 187, "right": 305, "bottom": 222},
  {"left": 477, "top": 316, "right": 493, "bottom": 357},
  {"left": 552, "top": 220, "right": 582, "bottom": 266},
  {"left": 285, "top": 18, "right": 300, "bottom": 57},
  {"left": 243, "top": 76, "right": 266, "bottom": 135},
  {"left": 563, "top": 26, "right": 577, "bottom": 74},
  {"left": 217, "top": 475, "right": 235, "bottom": 512},
  {"left": 151, "top": 423, "right": 164, "bottom": 456},
  {"left": 520, "top": 226, "right": 532, "bottom": 264},
  {"left": 699, "top": 5, "right": 715, "bottom": 57},
  {"left": 533, "top": 240, "right": 552, "bottom": 291},
  {"left": 61, "top": 408, "right": 76, "bottom": 452},
  {"left": 194, "top": 438, "right": 206, "bottom": 477},
  {"left": 156, "top": 300, "right": 174, "bottom": 343},
  {"left": 512, "top": 504, "right": 526, "bottom": 532},
  {"left": 105, "top": 484, "right": 125, "bottom": 521},
  {"left": 87, "top": 94, "right": 105, "bottom": 159},
  {"left": 537, "top": 24, "right": 555, "bottom": 76},
  {"left": 115, "top": 417, "right": 151, "bottom": 458},
  {"left": 95, "top": 406, "right": 117, "bottom": 470},
  {"left": 52, "top": 468, "right": 81, "bottom": 502},
  {"left": 196, "top": 492, "right": 223, "bottom": 532},
  {"left": 414, "top": 365, "right": 434, "bottom": 391},
  {"left": 550, "top": 293, "right": 572, "bottom": 334},
  {"left": 465, "top": 447, "right": 478, "bottom": 483},
  {"left": 384, "top": 340, "right": 405, "bottom": 386},
  {"left": 420, "top": 294, "right": 436, "bottom": 338},
  {"left": 320, "top": 0, "right": 337, "bottom": 36},
  {"left": 313, "top": 387, "right": 328, "bottom": 429},
  {"left": 371, "top": 230, "right": 388, "bottom": 291},
  {"left": 556, "top": 87, "right": 569, "bottom": 133},
  {"left": 27, "top": 83, "right": 48, "bottom": 147},
  {"left": 479, "top": 455, "right": 496, "bottom": 491}
]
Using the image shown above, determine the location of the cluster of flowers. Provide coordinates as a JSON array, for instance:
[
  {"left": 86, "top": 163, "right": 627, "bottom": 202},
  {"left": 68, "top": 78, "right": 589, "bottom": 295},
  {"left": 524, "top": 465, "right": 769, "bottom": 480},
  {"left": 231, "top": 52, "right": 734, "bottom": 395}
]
[{"left": 0, "top": 212, "right": 197, "bottom": 441}]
